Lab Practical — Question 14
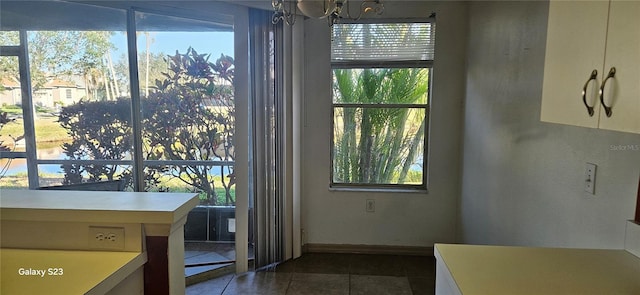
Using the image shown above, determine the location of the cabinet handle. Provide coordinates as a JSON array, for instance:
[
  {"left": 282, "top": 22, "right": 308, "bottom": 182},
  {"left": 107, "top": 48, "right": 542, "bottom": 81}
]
[
  {"left": 581, "top": 69, "right": 598, "bottom": 117},
  {"left": 599, "top": 67, "right": 615, "bottom": 118}
]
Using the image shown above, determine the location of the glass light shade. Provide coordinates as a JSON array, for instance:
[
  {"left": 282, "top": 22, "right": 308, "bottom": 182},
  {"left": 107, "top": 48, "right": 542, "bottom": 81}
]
[{"left": 297, "top": 0, "right": 336, "bottom": 18}]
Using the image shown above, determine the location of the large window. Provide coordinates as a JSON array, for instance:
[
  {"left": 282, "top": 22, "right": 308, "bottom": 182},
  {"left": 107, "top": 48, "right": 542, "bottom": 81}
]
[
  {"left": 0, "top": 3, "right": 237, "bottom": 203},
  {"left": 330, "top": 21, "right": 435, "bottom": 190}
]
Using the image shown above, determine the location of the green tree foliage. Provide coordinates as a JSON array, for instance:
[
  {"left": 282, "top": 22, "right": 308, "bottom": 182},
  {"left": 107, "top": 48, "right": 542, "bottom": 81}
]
[
  {"left": 0, "top": 112, "right": 16, "bottom": 152},
  {"left": 0, "top": 31, "right": 114, "bottom": 101},
  {"left": 144, "top": 48, "right": 235, "bottom": 205},
  {"left": 112, "top": 51, "right": 170, "bottom": 96},
  {"left": 333, "top": 68, "right": 427, "bottom": 184},
  {"left": 0, "top": 31, "right": 20, "bottom": 45},
  {"left": 0, "top": 32, "right": 20, "bottom": 84},
  {"left": 58, "top": 98, "right": 168, "bottom": 190},
  {"left": 29, "top": 32, "right": 113, "bottom": 94},
  {"left": 140, "top": 52, "right": 170, "bottom": 94},
  {"left": 59, "top": 99, "right": 131, "bottom": 182},
  {"left": 58, "top": 48, "right": 235, "bottom": 205}
]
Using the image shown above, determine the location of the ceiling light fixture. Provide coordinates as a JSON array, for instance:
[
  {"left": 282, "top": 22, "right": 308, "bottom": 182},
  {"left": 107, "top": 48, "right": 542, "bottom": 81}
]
[{"left": 272, "top": 0, "right": 384, "bottom": 26}]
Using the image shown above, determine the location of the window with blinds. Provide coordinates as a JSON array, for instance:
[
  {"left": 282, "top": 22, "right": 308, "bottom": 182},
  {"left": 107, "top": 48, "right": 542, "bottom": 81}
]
[{"left": 330, "top": 20, "right": 434, "bottom": 190}]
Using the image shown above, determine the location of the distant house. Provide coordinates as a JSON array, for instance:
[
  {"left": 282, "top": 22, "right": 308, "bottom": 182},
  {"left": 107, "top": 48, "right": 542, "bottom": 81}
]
[
  {"left": 1, "top": 77, "right": 85, "bottom": 108},
  {"left": 0, "top": 77, "right": 22, "bottom": 106},
  {"left": 34, "top": 78, "right": 86, "bottom": 108}
]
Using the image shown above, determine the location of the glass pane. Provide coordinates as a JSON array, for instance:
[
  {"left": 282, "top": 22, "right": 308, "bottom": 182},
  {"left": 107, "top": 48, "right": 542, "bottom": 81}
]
[
  {"left": 136, "top": 11, "right": 235, "bottom": 195},
  {"left": 0, "top": 158, "right": 28, "bottom": 189},
  {"left": 135, "top": 11, "right": 237, "bottom": 276},
  {"left": 38, "top": 164, "right": 67, "bottom": 186},
  {"left": 25, "top": 30, "right": 133, "bottom": 188},
  {"left": 0, "top": 31, "right": 19, "bottom": 46},
  {"left": 333, "top": 107, "right": 425, "bottom": 185},
  {"left": 1, "top": 56, "right": 24, "bottom": 152},
  {"left": 1, "top": 55, "right": 28, "bottom": 189},
  {"left": 332, "top": 68, "right": 429, "bottom": 104},
  {"left": 38, "top": 164, "right": 131, "bottom": 190},
  {"left": 144, "top": 164, "right": 235, "bottom": 206}
]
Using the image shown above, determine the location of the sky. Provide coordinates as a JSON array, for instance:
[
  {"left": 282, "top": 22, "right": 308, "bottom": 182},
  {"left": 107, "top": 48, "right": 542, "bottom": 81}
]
[{"left": 111, "top": 31, "right": 235, "bottom": 61}]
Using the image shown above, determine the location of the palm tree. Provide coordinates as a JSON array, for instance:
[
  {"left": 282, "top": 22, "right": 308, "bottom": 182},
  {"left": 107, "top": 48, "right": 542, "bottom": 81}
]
[{"left": 333, "top": 67, "right": 428, "bottom": 184}]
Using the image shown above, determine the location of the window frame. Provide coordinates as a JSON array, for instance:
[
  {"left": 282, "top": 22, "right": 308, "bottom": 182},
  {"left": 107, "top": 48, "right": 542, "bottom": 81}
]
[
  {"left": 329, "top": 18, "right": 435, "bottom": 192},
  {"left": 0, "top": 2, "right": 243, "bottom": 192}
]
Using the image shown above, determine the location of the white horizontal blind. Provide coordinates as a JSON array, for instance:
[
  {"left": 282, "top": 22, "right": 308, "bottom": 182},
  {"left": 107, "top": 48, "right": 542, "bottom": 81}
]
[{"left": 331, "top": 22, "right": 435, "bottom": 63}]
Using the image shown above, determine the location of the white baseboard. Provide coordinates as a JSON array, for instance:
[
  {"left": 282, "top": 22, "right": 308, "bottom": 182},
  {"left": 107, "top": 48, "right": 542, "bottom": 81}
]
[{"left": 625, "top": 220, "right": 640, "bottom": 258}]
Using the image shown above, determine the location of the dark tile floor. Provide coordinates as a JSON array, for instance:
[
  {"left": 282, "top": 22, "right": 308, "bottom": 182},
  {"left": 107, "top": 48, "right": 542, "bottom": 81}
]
[
  {"left": 186, "top": 253, "right": 436, "bottom": 295},
  {"left": 185, "top": 242, "right": 255, "bottom": 277}
]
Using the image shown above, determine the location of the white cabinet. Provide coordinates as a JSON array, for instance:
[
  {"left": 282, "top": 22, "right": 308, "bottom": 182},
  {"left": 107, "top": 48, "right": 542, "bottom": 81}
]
[
  {"left": 541, "top": 0, "right": 640, "bottom": 134},
  {"left": 598, "top": 1, "right": 640, "bottom": 133}
]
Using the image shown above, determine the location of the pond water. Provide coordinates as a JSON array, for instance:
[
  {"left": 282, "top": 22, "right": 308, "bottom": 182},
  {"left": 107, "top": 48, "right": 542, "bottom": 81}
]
[
  {"left": 2, "top": 146, "right": 73, "bottom": 175},
  {"left": 1, "top": 145, "right": 231, "bottom": 176}
]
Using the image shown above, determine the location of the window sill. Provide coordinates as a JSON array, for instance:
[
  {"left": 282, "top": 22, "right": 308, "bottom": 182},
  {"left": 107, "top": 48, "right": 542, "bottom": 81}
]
[{"left": 328, "top": 186, "right": 428, "bottom": 194}]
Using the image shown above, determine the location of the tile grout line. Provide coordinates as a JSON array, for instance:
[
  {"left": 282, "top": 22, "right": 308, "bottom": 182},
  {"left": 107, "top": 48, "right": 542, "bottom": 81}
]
[
  {"left": 348, "top": 273, "right": 352, "bottom": 295},
  {"left": 284, "top": 273, "right": 294, "bottom": 295},
  {"left": 218, "top": 273, "right": 235, "bottom": 295},
  {"left": 348, "top": 254, "right": 352, "bottom": 295}
]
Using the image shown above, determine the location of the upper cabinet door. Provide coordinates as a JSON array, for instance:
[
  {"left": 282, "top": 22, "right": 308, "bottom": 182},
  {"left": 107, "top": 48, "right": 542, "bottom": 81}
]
[
  {"left": 598, "top": 0, "right": 640, "bottom": 134},
  {"left": 540, "top": 0, "right": 609, "bottom": 128}
]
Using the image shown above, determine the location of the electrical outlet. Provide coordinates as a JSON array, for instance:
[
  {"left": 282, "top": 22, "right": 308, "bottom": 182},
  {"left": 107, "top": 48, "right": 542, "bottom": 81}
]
[
  {"left": 89, "top": 226, "right": 125, "bottom": 250},
  {"left": 585, "top": 163, "right": 597, "bottom": 194},
  {"left": 366, "top": 199, "right": 375, "bottom": 212}
]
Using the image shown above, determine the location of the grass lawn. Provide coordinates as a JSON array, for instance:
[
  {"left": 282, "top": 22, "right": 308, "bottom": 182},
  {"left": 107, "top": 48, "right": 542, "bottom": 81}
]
[
  {"left": 0, "top": 111, "right": 68, "bottom": 145},
  {"left": 154, "top": 173, "right": 236, "bottom": 205}
]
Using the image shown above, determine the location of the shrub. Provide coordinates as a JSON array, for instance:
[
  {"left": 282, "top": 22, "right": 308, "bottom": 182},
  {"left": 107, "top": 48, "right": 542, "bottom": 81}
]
[{"left": 58, "top": 48, "right": 235, "bottom": 205}]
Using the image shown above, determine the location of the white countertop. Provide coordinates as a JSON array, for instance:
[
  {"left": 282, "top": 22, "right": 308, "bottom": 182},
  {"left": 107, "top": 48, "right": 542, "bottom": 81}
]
[
  {"left": 0, "top": 189, "right": 199, "bottom": 224},
  {"left": 435, "top": 244, "right": 640, "bottom": 295},
  {"left": 0, "top": 248, "right": 146, "bottom": 295}
]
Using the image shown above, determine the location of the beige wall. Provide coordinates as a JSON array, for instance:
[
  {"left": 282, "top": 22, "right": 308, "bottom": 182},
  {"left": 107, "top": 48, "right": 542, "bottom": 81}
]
[
  {"left": 460, "top": 1, "right": 640, "bottom": 249},
  {"left": 301, "top": 1, "right": 469, "bottom": 247},
  {"left": 0, "top": 88, "right": 21, "bottom": 106}
]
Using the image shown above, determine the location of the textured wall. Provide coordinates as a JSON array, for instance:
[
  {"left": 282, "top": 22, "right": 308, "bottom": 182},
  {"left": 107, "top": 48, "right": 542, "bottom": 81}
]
[{"left": 460, "top": 1, "right": 640, "bottom": 249}]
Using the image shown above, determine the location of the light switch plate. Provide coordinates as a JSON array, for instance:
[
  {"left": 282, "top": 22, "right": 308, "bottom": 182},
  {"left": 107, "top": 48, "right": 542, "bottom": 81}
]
[{"left": 585, "top": 163, "right": 596, "bottom": 194}]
